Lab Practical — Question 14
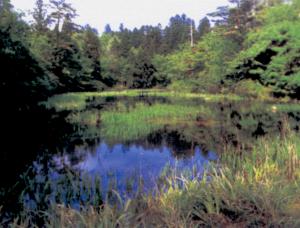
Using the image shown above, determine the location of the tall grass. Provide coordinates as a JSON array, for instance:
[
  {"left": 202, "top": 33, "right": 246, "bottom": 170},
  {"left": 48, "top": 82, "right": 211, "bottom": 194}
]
[
  {"left": 67, "top": 102, "right": 213, "bottom": 142},
  {"left": 7, "top": 132, "right": 300, "bottom": 227}
]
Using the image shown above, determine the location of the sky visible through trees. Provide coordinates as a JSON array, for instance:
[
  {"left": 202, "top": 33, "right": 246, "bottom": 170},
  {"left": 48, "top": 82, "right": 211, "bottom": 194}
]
[{"left": 11, "top": 0, "right": 231, "bottom": 32}]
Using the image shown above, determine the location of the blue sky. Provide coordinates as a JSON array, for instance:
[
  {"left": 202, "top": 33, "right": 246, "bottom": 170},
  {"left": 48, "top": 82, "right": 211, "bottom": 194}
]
[{"left": 11, "top": 0, "right": 230, "bottom": 33}]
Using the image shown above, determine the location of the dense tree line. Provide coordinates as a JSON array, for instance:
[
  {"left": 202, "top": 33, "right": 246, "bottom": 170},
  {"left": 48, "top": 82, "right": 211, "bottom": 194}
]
[
  {"left": 144, "top": 0, "right": 263, "bottom": 93},
  {"left": 101, "top": 0, "right": 299, "bottom": 97},
  {"left": 0, "top": 0, "right": 212, "bottom": 100},
  {"left": 1, "top": 0, "right": 299, "bottom": 104},
  {"left": 100, "top": 14, "right": 211, "bottom": 88},
  {"left": 147, "top": 0, "right": 300, "bottom": 97}
]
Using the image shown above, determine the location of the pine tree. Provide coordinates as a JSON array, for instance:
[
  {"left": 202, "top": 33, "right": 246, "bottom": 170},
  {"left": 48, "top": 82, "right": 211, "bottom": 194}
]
[
  {"left": 162, "top": 14, "right": 193, "bottom": 53},
  {"left": 82, "top": 25, "right": 101, "bottom": 80},
  {"left": 104, "top": 24, "right": 112, "bottom": 33},
  {"left": 197, "top": 17, "right": 211, "bottom": 40},
  {"left": 32, "top": 0, "right": 49, "bottom": 34},
  {"left": 49, "top": 0, "right": 77, "bottom": 47}
]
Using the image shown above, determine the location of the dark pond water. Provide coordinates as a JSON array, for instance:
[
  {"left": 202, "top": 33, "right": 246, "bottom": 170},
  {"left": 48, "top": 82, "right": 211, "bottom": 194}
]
[{"left": 1, "top": 95, "right": 300, "bottom": 219}]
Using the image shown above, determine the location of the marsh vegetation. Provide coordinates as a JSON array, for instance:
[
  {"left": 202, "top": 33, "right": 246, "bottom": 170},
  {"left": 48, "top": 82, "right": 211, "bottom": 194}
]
[
  {"left": 1, "top": 91, "right": 299, "bottom": 226},
  {"left": 1, "top": 0, "right": 300, "bottom": 226}
]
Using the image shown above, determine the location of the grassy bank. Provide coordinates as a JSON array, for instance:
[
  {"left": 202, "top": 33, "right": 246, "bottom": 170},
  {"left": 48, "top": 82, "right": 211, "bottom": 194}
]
[
  {"left": 9, "top": 132, "right": 300, "bottom": 227},
  {"left": 43, "top": 89, "right": 242, "bottom": 112}
]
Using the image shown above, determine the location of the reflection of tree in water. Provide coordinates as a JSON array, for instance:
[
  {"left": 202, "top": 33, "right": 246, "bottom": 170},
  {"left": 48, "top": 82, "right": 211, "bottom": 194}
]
[
  {"left": 86, "top": 96, "right": 170, "bottom": 110},
  {"left": 71, "top": 98, "right": 300, "bottom": 159},
  {"left": 3, "top": 97, "right": 300, "bottom": 223},
  {"left": 143, "top": 101, "right": 300, "bottom": 156},
  {"left": 0, "top": 109, "right": 80, "bottom": 222},
  {"left": 287, "top": 112, "right": 300, "bottom": 132},
  {"left": 147, "top": 129, "right": 196, "bottom": 158},
  {"left": 217, "top": 102, "right": 300, "bottom": 151}
]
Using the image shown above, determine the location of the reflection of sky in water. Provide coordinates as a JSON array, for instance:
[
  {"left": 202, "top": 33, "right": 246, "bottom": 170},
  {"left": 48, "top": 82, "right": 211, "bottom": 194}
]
[
  {"left": 24, "top": 142, "right": 217, "bottom": 210},
  {"left": 72, "top": 142, "right": 217, "bottom": 192}
]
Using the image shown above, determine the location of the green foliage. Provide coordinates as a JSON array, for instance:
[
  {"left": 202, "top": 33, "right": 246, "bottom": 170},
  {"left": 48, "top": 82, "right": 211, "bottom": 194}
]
[
  {"left": 153, "top": 23, "right": 242, "bottom": 93},
  {"left": 188, "top": 28, "right": 241, "bottom": 93},
  {"left": 24, "top": 0, "right": 113, "bottom": 92},
  {"left": 72, "top": 26, "right": 108, "bottom": 90},
  {"left": 257, "top": 1, "right": 298, "bottom": 25},
  {"left": 233, "top": 79, "right": 272, "bottom": 99},
  {"left": 152, "top": 45, "right": 208, "bottom": 92},
  {"left": 99, "top": 14, "right": 202, "bottom": 89},
  {"left": 28, "top": 33, "right": 53, "bottom": 68},
  {"left": 154, "top": 46, "right": 202, "bottom": 79},
  {"left": 0, "top": 0, "right": 29, "bottom": 43},
  {"left": 228, "top": 1, "right": 300, "bottom": 98},
  {"left": 100, "top": 32, "right": 169, "bottom": 89},
  {"left": 200, "top": 29, "right": 240, "bottom": 77},
  {"left": 0, "top": 29, "right": 51, "bottom": 110},
  {"left": 167, "top": 80, "right": 199, "bottom": 92},
  {"left": 162, "top": 14, "right": 194, "bottom": 52},
  {"left": 196, "top": 17, "right": 211, "bottom": 40},
  {"left": 3, "top": 0, "right": 300, "bottom": 105}
]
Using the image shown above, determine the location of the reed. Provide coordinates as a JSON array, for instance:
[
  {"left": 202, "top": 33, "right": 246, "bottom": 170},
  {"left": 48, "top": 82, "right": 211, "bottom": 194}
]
[
  {"left": 6, "top": 132, "right": 300, "bottom": 227},
  {"left": 102, "top": 103, "right": 210, "bottom": 136}
]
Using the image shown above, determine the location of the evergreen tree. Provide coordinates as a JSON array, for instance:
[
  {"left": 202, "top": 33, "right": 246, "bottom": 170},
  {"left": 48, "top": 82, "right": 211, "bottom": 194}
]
[
  {"left": 141, "top": 25, "right": 163, "bottom": 56},
  {"left": 131, "top": 27, "right": 143, "bottom": 48},
  {"left": 162, "top": 14, "right": 194, "bottom": 53},
  {"left": 32, "top": 0, "right": 49, "bottom": 34},
  {"left": 49, "top": 0, "right": 77, "bottom": 47},
  {"left": 196, "top": 17, "right": 211, "bottom": 40},
  {"left": 104, "top": 24, "right": 112, "bottom": 34},
  {"left": 207, "top": 6, "right": 230, "bottom": 26},
  {"left": 228, "top": 0, "right": 259, "bottom": 33},
  {"left": 82, "top": 25, "right": 101, "bottom": 80}
]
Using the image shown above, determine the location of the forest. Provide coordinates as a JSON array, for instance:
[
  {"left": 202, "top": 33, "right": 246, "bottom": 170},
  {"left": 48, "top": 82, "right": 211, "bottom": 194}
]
[
  {"left": 1, "top": 0, "right": 300, "bottom": 226},
  {"left": 2, "top": 0, "right": 300, "bottom": 107}
]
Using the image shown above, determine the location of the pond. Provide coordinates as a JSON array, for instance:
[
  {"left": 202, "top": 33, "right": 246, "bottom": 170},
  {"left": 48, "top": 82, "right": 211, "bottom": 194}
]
[{"left": 1, "top": 92, "right": 300, "bottom": 216}]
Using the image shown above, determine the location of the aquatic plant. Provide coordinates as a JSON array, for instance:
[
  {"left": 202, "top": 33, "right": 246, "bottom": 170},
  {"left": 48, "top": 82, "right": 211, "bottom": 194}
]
[
  {"left": 5, "top": 131, "right": 300, "bottom": 227},
  {"left": 101, "top": 103, "right": 212, "bottom": 141}
]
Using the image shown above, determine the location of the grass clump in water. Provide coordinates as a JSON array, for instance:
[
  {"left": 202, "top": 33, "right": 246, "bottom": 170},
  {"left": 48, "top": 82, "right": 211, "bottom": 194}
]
[{"left": 99, "top": 102, "right": 212, "bottom": 142}]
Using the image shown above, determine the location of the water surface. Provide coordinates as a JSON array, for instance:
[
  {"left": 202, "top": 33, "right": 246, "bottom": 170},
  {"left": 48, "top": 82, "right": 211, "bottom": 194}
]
[{"left": 2, "top": 95, "right": 300, "bottom": 214}]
